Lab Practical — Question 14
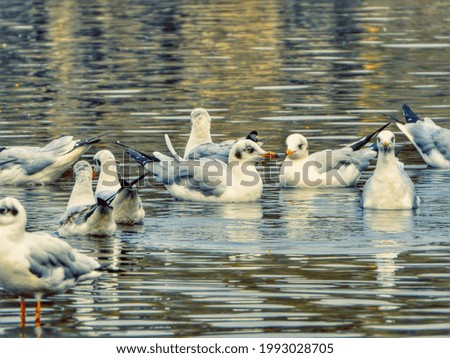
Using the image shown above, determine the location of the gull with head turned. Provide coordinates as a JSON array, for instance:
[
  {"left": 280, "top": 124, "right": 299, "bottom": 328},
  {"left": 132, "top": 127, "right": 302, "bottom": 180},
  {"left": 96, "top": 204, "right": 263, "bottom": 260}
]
[{"left": 0, "top": 196, "right": 101, "bottom": 327}]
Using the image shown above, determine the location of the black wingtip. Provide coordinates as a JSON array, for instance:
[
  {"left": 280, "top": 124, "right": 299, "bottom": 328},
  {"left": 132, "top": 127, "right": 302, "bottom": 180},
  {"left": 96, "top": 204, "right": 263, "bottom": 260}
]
[
  {"left": 97, "top": 197, "right": 109, "bottom": 207},
  {"left": 0, "top": 158, "right": 18, "bottom": 167},
  {"left": 402, "top": 104, "right": 421, "bottom": 123},
  {"left": 116, "top": 141, "right": 159, "bottom": 167},
  {"left": 350, "top": 122, "right": 391, "bottom": 151},
  {"left": 246, "top": 131, "right": 258, "bottom": 142}
]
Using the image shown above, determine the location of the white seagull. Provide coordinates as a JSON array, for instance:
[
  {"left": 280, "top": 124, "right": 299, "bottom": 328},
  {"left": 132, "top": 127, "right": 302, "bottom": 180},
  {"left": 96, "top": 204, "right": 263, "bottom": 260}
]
[
  {"left": 59, "top": 161, "right": 116, "bottom": 237},
  {"left": 0, "top": 135, "right": 101, "bottom": 185},
  {"left": 183, "top": 108, "right": 262, "bottom": 163},
  {"left": 119, "top": 138, "right": 276, "bottom": 203},
  {"left": 0, "top": 196, "right": 101, "bottom": 327},
  {"left": 93, "top": 150, "right": 145, "bottom": 225},
  {"left": 362, "top": 130, "right": 420, "bottom": 210},
  {"left": 394, "top": 104, "right": 450, "bottom": 168},
  {"left": 279, "top": 123, "right": 390, "bottom": 188}
]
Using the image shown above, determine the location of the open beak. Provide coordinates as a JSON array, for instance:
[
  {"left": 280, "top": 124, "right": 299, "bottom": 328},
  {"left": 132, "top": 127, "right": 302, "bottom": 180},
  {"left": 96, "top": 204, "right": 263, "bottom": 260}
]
[
  {"left": 260, "top": 151, "right": 278, "bottom": 159},
  {"left": 285, "top": 149, "right": 295, "bottom": 157}
]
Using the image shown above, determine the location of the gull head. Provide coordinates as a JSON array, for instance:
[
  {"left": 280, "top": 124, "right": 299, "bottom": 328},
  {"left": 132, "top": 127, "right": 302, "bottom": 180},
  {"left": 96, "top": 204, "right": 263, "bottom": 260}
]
[
  {"left": 228, "top": 139, "right": 276, "bottom": 163},
  {"left": 73, "top": 160, "right": 94, "bottom": 182},
  {"left": 285, "top": 133, "right": 308, "bottom": 160},
  {"left": 377, "top": 130, "right": 395, "bottom": 153},
  {"left": 190, "top": 108, "right": 211, "bottom": 132},
  {"left": 93, "top": 150, "right": 116, "bottom": 175},
  {"left": 0, "top": 197, "right": 27, "bottom": 233}
]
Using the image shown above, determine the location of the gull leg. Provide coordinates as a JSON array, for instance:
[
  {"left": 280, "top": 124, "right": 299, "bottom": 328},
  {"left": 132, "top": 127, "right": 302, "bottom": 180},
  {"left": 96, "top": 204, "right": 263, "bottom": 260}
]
[
  {"left": 20, "top": 299, "right": 26, "bottom": 328},
  {"left": 35, "top": 299, "right": 41, "bottom": 327}
]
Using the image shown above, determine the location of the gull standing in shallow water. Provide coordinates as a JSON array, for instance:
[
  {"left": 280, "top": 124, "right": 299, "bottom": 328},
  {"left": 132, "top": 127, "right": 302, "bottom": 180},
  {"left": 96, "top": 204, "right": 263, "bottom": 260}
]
[
  {"left": 0, "top": 197, "right": 101, "bottom": 327},
  {"left": 0, "top": 135, "right": 101, "bottom": 185},
  {"left": 279, "top": 123, "right": 390, "bottom": 188},
  {"left": 394, "top": 104, "right": 450, "bottom": 168},
  {"left": 183, "top": 108, "right": 262, "bottom": 163},
  {"left": 59, "top": 161, "right": 116, "bottom": 237},
  {"left": 362, "top": 130, "right": 420, "bottom": 210},
  {"left": 93, "top": 150, "right": 145, "bottom": 225},
  {"left": 119, "top": 138, "right": 276, "bottom": 203}
]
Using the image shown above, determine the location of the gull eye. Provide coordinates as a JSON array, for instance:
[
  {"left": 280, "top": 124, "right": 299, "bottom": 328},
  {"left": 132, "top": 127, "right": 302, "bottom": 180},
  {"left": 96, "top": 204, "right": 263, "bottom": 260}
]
[
  {"left": 0, "top": 207, "right": 18, "bottom": 216},
  {"left": 246, "top": 146, "right": 254, "bottom": 154},
  {"left": 298, "top": 144, "right": 303, "bottom": 149}
]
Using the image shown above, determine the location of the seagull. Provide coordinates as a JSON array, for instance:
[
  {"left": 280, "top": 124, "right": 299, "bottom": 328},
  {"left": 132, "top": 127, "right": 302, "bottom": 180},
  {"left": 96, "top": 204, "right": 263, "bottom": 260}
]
[
  {"left": 394, "top": 104, "right": 450, "bottom": 168},
  {"left": 362, "top": 130, "right": 420, "bottom": 210},
  {"left": 93, "top": 150, "right": 145, "bottom": 225},
  {"left": 0, "top": 134, "right": 101, "bottom": 185},
  {"left": 279, "top": 123, "right": 390, "bottom": 188},
  {"left": 183, "top": 108, "right": 263, "bottom": 162},
  {"left": 0, "top": 196, "right": 101, "bottom": 327},
  {"left": 58, "top": 161, "right": 116, "bottom": 237},
  {"left": 118, "top": 138, "right": 276, "bottom": 203}
]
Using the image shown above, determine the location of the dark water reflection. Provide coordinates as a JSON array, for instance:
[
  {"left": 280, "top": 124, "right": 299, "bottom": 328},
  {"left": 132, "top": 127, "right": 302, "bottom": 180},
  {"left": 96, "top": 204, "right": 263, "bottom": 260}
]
[{"left": 0, "top": 0, "right": 449, "bottom": 337}]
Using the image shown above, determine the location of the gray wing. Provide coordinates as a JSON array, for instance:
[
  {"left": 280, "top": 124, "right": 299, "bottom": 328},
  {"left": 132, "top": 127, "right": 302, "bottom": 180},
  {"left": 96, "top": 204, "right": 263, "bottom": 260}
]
[
  {"left": 59, "top": 204, "right": 92, "bottom": 226},
  {"left": 150, "top": 152, "right": 228, "bottom": 197},
  {"left": 26, "top": 232, "right": 99, "bottom": 283},
  {"left": 400, "top": 122, "right": 450, "bottom": 160},
  {"left": 185, "top": 141, "right": 234, "bottom": 162},
  {"left": 308, "top": 148, "right": 376, "bottom": 174}
]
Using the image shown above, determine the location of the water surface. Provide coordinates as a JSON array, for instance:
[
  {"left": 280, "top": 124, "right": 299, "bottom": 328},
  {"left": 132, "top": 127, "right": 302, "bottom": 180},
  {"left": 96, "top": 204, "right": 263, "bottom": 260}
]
[{"left": 0, "top": 0, "right": 449, "bottom": 338}]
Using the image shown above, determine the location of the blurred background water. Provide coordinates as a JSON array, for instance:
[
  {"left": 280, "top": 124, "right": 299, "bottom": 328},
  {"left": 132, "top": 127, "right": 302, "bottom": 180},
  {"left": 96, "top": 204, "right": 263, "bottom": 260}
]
[{"left": 0, "top": 0, "right": 449, "bottom": 338}]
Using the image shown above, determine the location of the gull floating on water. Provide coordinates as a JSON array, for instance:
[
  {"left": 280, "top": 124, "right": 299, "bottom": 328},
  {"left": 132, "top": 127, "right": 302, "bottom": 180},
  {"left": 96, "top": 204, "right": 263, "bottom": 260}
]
[
  {"left": 59, "top": 161, "right": 116, "bottom": 237},
  {"left": 183, "top": 108, "right": 263, "bottom": 163},
  {"left": 119, "top": 138, "right": 276, "bottom": 203},
  {"left": 0, "top": 196, "right": 101, "bottom": 327},
  {"left": 362, "top": 130, "right": 420, "bottom": 210},
  {"left": 279, "top": 123, "right": 390, "bottom": 188},
  {"left": 0, "top": 135, "right": 101, "bottom": 185},
  {"left": 394, "top": 104, "right": 450, "bottom": 168},
  {"left": 93, "top": 150, "right": 145, "bottom": 225}
]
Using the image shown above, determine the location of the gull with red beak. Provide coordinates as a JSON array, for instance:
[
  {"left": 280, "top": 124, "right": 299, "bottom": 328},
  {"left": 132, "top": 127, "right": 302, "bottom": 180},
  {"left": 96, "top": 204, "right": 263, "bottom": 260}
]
[
  {"left": 279, "top": 123, "right": 390, "bottom": 188},
  {"left": 362, "top": 130, "right": 420, "bottom": 210},
  {"left": 119, "top": 138, "right": 276, "bottom": 203}
]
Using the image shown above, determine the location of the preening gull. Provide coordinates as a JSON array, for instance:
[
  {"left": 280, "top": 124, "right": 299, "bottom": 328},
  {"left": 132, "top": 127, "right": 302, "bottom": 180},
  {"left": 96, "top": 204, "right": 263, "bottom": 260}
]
[
  {"left": 362, "top": 130, "right": 420, "bottom": 210},
  {"left": 279, "top": 123, "right": 390, "bottom": 188},
  {"left": 394, "top": 104, "right": 450, "bottom": 168},
  {"left": 59, "top": 161, "right": 116, "bottom": 237},
  {"left": 184, "top": 108, "right": 262, "bottom": 163},
  {"left": 0, "top": 135, "right": 101, "bottom": 185},
  {"left": 119, "top": 138, "right": 276, "bottom": 203},
  {"left": 93, "top": 150, "right": 145, "bottom": 225},
  {"left": 0, "top": 197, "right": 100, "bottom": 327}
]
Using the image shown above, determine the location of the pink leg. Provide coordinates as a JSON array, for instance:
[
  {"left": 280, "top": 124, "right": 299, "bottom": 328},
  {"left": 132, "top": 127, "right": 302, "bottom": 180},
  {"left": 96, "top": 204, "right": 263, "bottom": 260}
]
[{"left": 35, "top": 299, "right": 41, "bottom": 327}]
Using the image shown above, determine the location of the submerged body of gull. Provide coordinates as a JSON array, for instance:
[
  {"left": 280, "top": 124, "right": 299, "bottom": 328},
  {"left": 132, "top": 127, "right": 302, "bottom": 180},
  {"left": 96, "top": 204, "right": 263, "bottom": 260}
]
[
  {"left": 279, "top": 123, "right": 390, "bottom": 188},
  {"left": 0, "top": 197, "right": 100, "bottom": 327},
  {"left": 0, "top": 135, "right": 101, "bottom": 185},
  {"left": 94, "top": 150, "right": 145, "bottom": 225},
  {"left": 362, "top": 130, "right": 420, "bottom": 210},
  {"left": 59, "top": 161, "right": 116, "bottom": 237},
  {"left": 395, "top": 104, "right": 450, "bottom": 168}
]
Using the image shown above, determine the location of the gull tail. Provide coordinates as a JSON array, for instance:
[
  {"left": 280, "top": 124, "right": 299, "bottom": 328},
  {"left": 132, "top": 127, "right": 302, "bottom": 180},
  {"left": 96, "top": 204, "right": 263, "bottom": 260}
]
[
  {"left": 164, "top": 134, "right": 182, "bottom": 161},
  {"left": 349, "top": 122, "right": 391, "bottom": 151},
  {"left": 402, "top": 104, "right": 421, "bottom": 123}
]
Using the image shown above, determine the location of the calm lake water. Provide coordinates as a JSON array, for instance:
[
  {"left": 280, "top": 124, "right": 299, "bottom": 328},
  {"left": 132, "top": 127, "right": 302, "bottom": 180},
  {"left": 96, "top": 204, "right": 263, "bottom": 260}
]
[{"left": 0, "top": 0, "right": 449, "bottom": 338}]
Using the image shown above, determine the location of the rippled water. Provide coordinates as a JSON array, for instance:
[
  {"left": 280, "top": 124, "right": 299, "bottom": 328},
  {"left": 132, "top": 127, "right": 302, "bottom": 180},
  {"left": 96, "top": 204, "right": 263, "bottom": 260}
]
[{"left": 1, "top": 0, "right": 449, "bottom": 338}]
